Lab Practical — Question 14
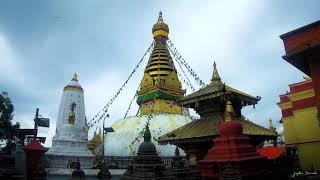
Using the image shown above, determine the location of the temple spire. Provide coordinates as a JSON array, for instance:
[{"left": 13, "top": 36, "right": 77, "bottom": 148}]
[
  {"left": 72, "top": 72, "right": 78, "bottom": 81},
  {"left": 224, "top": 100, "right": 235, "bottom": 121},
  {"left": 269, "top": 118, "right": 276, "bottom": 131},
  {"left": 152, "top": 11, "right": 169, "bottom": 38},
  {"left": 158, "top": 11, "right": 163, "bottom": 22},
  {"left": 144, "top": 123, "right": 151, "bottom": 142},
  {"left": 211, "top": 62, "right": 221, "bottom": 84}
]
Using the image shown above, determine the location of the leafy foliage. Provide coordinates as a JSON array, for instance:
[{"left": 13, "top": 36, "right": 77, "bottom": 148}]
[{"left": 0, "top": 91, "right": 19, "bottom": 140}]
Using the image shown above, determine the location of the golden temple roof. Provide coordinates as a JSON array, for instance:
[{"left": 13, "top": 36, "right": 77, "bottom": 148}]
[
  {"left": 178, "top": 63, "right": 260, "bottom": 106},
  {"left": 158, "top": 115, "right": 277, "bottom": 144}
]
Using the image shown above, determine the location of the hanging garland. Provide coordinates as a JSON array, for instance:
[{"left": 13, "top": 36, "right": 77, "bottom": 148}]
[
  {"left": 123, "top": 84, "right": 140, "bottom": 119},
  {"left": 171, "top": 52, "right": 196, "bottom": 92},
  {"left": 88, "top": 41, "right": 154, "bottom": 128},
  {"left": 166, "top": 39, "right": 206, "bottom": 88}
]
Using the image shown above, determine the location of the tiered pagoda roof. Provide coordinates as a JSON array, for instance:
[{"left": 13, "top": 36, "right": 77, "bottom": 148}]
[
  {"left": 158, "top": 115, "right": 276, "bottom": 144},
  {"left": 158, "top": 63, "right": 277, "bottom": 145}
]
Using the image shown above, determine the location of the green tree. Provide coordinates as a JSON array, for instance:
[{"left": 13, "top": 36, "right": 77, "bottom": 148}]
[
  {"left": 0, "top": 91, "right": 19, "bottom": 154},
  {"left": 0, "top": 92, "right": 14, "bottom": 132}
]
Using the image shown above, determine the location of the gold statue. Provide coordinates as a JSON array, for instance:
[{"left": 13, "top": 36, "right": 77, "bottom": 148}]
[{"left": 68, "top": 102, "right": 76, "bottom": 124}]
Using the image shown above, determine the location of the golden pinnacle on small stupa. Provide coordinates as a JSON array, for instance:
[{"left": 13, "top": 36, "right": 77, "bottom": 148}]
[{"left": 224, "top": 100, "right": 235, "bottom": 121}]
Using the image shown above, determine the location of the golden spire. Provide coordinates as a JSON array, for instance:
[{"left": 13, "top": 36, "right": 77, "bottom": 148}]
[
  {"left": 137, "top": 12, "right": 184, "bottom": 115},
  {"left": 72, "top": 72, "right": 78, "bottom": 81},
  {"left": 211, "top": 62, "right": 222, "bottom": 84},
  {"left": 224, "top": 100, "right": 235, "bottom": 121},
  {"left": 152, "top": 11, "right": 169, "bottom": 38},
  {"left": 269, "top": 118, "right": 276, "bottom": 131}
]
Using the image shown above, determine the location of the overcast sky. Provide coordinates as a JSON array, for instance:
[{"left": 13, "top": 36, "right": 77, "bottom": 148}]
[{"left": 0, "top": 0, "right": 319, "bottom": 147}]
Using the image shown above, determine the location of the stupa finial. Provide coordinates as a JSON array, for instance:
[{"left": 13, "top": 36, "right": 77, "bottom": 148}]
[
  {"left": 152, "top": 11, "right": 169, "bottom": 38},
  {"left": 158, "top": 11, "right": 163, "bottom": 22},
  {"left": 144, "top": 122, "right": 151, "bottom": 142},
  {"left": 211, "top": 61, "right": 221, "bottom": 84},
  {"left": 72, "top": 72, "right": 78, "bottom": 81},
  {"left": 224, "top": 100, "right": 235, "bottom": 121},
  {"left": 175, "top": 146, "right": 180, "bottom": 156}
]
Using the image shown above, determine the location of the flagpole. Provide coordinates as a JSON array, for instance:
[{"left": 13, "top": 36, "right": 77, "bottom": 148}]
[{"left": 34, "top": 108, "right": 39, "bottom": 139}]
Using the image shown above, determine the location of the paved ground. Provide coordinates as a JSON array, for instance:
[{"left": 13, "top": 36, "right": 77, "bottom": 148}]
[{"left": 46, "top": 168, "right": 125, "bottom": 179}]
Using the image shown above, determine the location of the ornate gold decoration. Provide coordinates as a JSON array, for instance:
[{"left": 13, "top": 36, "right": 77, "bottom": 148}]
[
  {"left": 288, "top": 89, "right": 315, "bottom": 101},
  {"left": 165, "top": 71, "right": 182, "bottom": 90},
  {"left": 211, "top": 62, "right": 222, "bottom": 84},
  {"left": 152, "top": 11, "right": 169, "bottom": 38},
  {"left": 278, "top": 101, "right": 293, "bottom": 110},
  {"left": 68, "top": 102, "right": 76, "bottom": 124},
  {"left": 137, "top": 12, "right": 184, "bottom": 115},
  {"left": 224, "top": 100, "right": 235, "bottom": 121},
  {"left": 140, "top": 99, "right": 182, "bottom": 115},
  {"left": 87, "top": 130, "right": 103, "bottom": 155},
  {"left": 63, "top": 86, "right": 83, "bottom": 92}
]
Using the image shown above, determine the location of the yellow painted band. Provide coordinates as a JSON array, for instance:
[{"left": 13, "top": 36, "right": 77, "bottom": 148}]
[
  {"left": 278, "top": 101, "right": 293, "bottom": 110},
  {"left": 288, "top": 89, "right": 315, "bottom": 101},
  {"left": 63, "top": 86, "right": 83, "bottom": 92},
  {"left": 153, "top": 30, "right": 168, "bottom": 37}
]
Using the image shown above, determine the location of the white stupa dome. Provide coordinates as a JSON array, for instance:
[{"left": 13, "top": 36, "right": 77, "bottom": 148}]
[{"left": 105, "top": 113, "right": 192, "bottom": 157}]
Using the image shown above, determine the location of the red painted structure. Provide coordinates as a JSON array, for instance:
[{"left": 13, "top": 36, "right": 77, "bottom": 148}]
[
  {"left": 24, "top": 139, "right": 47, "bottom": 180},
  {"left": 199, "top": 102, "right": 270, "bottom": 180},
  {"left": 280, "top": 20, "right": 320, "bottom": 115}
]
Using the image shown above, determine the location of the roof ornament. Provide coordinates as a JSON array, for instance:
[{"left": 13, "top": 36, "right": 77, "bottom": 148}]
[
  {"left": 269, "top": 118, "right": 276, "bottom": 131},
  {"left": 175, "top": 146, "right": 180, "bottom": 156},
  {"left": 158, "top": 11, "right": 163, "bottom": 22},
  {"left": 72, "top": 72, "right": 78, "bottom": 81},
  {"left": 224, "top": 100, "right": 235, "bottom": 121},
  {"left": 211, "top": 61, "right": 222, "bottom": 84},
  {"left": 144, "top": 121, "right": 151, "bottom": 142},
  {"left": 152, "top": 11, "right": 169, "bottom": 38}
]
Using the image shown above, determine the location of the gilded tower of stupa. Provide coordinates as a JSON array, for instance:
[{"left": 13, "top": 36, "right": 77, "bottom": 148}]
[
  {"left": 105, "top": 13, "right": 192, "bottom": 164},
  {"left": 137, "top": 11, "right": 185, "bottom": 115}
]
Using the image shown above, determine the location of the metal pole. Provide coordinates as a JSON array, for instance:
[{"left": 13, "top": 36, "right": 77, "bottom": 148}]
[
  {"left": 102, "top": 117, "right": 105, "bottom": 162},
  {"left": 34, "top": 108, "right": 39, "bottom": 139}
]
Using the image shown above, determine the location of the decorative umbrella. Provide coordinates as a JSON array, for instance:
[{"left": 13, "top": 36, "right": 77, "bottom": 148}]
[{"left": 257, "top": 146, "right": 285, "bottom": 159}]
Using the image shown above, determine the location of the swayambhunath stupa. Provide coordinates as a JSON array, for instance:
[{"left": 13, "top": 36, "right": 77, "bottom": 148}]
[
  {"left": 0, "top": 1, "right": 319, "bottom": 180},
  {"left": 105, "top": 12, "right": 192, "bottom": 164}
]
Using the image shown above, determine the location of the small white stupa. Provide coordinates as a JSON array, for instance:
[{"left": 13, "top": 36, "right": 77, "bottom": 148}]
[{"left": 46, "top": 73, "right": 94, "bottom": 169}]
